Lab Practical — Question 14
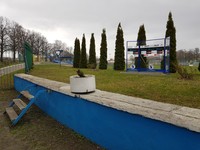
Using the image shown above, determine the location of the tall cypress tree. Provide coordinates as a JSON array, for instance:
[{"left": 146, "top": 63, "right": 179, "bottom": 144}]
[
  {"left": 114, "top": 23, "right": 125, "bottom": 70},
  {"left": 165, "top": 12, "right": 177, "bottom": 73},
  {"left": 99, "top": 28, "right": 108, "bottom": 69},
  {"left": 88, "top": 33, "right": 96, "bottom": 68},
  {"left": 137, "top": 24, "right": 146, "bottom": 46},
  {"left": 80, "top": 34, "right": 87, "bottom": 68},
  {"left": 73, "top": 38, "right": 80, "bottom": 68},
  {"left": 136, "top": 24, "right": 148, "bottom": 68}
]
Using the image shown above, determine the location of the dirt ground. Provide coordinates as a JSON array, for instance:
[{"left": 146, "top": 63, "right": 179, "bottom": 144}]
[{"left": 0, "top": 89, "right": 103, "bottom": 150}]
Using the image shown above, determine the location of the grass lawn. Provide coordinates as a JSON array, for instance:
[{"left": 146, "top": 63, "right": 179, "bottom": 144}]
[
  {"left": 0, "top": 62, "right": 199, "bottom": 149},
  {"left": 29, "top": 63, "right": 200, "bottom": 109}
]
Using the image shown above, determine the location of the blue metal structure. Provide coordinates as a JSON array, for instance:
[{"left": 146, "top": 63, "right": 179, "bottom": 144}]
[
  {"left": 126, "top": 37, "right": 170, "bottom": 73},
  {"left": 5, "top": 84, "right": 47, "bottom": 126},
  {"left": 53, "top": 50, "right": 73, "bottom": 65},
  {"left": 53, "top": 56, "right": 73, "bottom": 64},
  {"left": 14, "top": 75, "right": 200, "bottom": 150}
]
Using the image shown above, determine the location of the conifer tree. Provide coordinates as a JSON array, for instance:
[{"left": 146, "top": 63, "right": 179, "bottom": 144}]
[
  {"left": 99, "top": 29, "right": 108, "bottom": 69},
  {"left": 137, "top": 24, "right": 146, "bottom": 46},
  {"left": 80, "top": 34, "right": 87, "bottom": 68},
  {"left": 73, "top": 38, "right": 80, "bottom": 68},
  {"left": 88, "top": 33, "right": 96, "bottom": 68},
  {"left": 165, "top": 12, "right": 177, "bottom": 73},
  {"left": 114, "top": 23, "right": 125, "bottom": 70},
  {"left": 136, "top": 24, "right": 148, "bottom": 68}
]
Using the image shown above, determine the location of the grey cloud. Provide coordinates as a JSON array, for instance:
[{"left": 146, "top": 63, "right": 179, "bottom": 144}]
[{"left": 0, "top": 0, "right": 199, "bottom": 58}]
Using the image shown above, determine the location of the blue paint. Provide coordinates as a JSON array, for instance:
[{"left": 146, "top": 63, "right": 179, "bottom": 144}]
[
  {"left": 12, "top": 89, "right": 46, "bottom": 126},
  {"left": 14, "top": 76, "right": 200, "bottom": 150}
]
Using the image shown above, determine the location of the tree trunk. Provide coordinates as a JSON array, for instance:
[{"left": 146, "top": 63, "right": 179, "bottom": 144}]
[
  {"left": 37, "top": 52, "right": 39, "bottom": 62},
  {"left": 13, "top": 48, "right": 16, "bottom": 62},
  {"left": 0, "top": 51, "right": 3, "bottom": 62},
  {"left": 0, "top": 36, "right": 4, "bottom": 62},
  {"left": 0, "top": 44, "right": 3, "bottom": 62}
]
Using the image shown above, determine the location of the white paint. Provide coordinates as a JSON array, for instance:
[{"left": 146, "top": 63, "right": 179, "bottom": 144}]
[{"left": 70, "top": 75, "right": 96, "bottom": 93}]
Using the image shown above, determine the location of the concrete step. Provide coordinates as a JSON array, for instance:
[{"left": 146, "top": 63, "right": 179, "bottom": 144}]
[
  {"left": 6, "top": 107, "right": 18, "bottom": 121},
  {"left": 13, "top": 99, "right": 27, "bottom": 110},
  {"left": 21, "top": 91, "right": 34, "bottom": 100}
]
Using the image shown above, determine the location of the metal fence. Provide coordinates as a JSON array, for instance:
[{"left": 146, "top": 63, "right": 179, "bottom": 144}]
[{"left": 0, "top": 63, "right": 25, "bottom": 90}]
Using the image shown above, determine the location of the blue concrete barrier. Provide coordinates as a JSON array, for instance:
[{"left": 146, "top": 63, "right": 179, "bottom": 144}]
[{"left": 14, "top": 75, "right": 200, "bottom": 150}]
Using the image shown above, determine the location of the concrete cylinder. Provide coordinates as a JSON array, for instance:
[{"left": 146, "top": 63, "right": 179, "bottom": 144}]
[{"left": 70, "top": 75, "right": 96, "bottom": 94}]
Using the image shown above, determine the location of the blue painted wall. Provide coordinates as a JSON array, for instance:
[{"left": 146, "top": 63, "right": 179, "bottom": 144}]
[{"left": 14, "top": 76, "right": 200, "bottom": 150}]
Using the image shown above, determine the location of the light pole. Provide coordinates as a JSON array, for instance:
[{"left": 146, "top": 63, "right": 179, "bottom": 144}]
[{"left": 56, "top": 50, "right": 63, "bottom": 67}]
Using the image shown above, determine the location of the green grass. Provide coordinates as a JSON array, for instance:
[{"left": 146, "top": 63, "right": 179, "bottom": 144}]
[
  {"left": 0, "top": 63, "right": 199, "bottom": 149},
  {"left": 0, "top": 66, "right": 103, "bottom": 149},
  {"left": 29, "top": 63, "right": 200, "bottom": 109}
]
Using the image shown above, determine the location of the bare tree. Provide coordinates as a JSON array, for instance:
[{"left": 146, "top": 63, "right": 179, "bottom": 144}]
[
  {"left": 18, "top": 27, "right": 29, "bottom": 56},
  {"left": 0, "top": 16, "right": 73, "bottom": 63},
  {"left": 0, "top": 16, "right": 9, "bottom": 62},
  {"left": 37, "top": 35, "right": 48, "bottom": 61},
  {"left": 177, "top": 48, "right": 200, "bottom": 65},
  {"left": 27, "top": 30, "right": 36, "bottom": 53},
  {"left": 23, "top": 30, "right": 49, "bottom": 62},
  {"left": 177, "top": 50, "right": 186, "bottom": 64},
  {"left": 187, "top": 50, "right": 195, "bottom": 63},
  {"left": 8, "top": 21, "right": 23, "bottom": 62},
  {"left": 42, "top": 40, "right": 50, "bottom": 61},
  {"left": 51, "top": 40, "right": 69, "bottom": 56},
  {"left": 194, "top": 48, "right": 200, "bottom": 61},
  {"left": 53, "top": 40, "right": 67, "bottom": 50},
  {"left": 34, "top": 33, "right": 43, "bottom": 61}
]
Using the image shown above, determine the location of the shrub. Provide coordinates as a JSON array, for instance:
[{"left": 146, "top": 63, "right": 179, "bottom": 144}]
[
  {"left": 87, "top": 63, "right": 97, "bottom": 69},
  {"left": 176, "top": 65, "right": 195, "bottom": 80}
]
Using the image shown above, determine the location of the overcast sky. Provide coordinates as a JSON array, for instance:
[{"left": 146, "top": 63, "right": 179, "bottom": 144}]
[{"left": 0, "top": 0, "right": 199, "bottom": 58}]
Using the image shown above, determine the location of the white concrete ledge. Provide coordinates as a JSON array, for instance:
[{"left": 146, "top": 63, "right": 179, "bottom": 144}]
[{"left": 15, "top": 73, "right": 200, "bottom": 133}]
